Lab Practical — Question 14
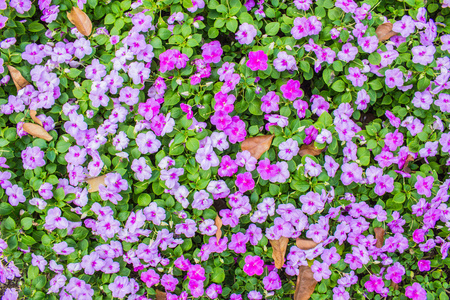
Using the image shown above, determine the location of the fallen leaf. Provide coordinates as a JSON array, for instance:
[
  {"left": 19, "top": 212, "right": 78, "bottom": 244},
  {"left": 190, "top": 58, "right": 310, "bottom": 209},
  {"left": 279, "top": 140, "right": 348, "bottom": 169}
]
[
  {"left": 215, "top": 215, "right": 222, "bottom": 242},
  {"left": 296, "top": 238, "right": 319, "bottom": 250},
  {"left": 30, "top": 110, "right": 43, "bottom": 126},
  {"left": 402, "top": 154, "right": 415, "bottom": 173},
  {"left": 85, "top": 174, "right": 107, "bottom": 193},
  {"left": 298, "top": 144, "right": 324, "bottom": 156},
  {"left": 67, "top": 7, "right": 92, "bottom": 36},
  {"left": 294, "top": 266, "right": 317, "bottom": 300},
  {"left": 7, "top": 65, "right": 31, "bottom": 91},
  {"left": 269, "top": 236, "right": 289, "bottom": 269},
  {"left": 156, "top": 290, "right": 167, "bottom": 300},
  {"left": 374, "top": 227, "right": 385, "bottom": 248},
  {"left": 390, "top": 281, "right": 399, "bottom": 291},
  {"left": 22, "top": 123, "right": 52, "bottom": 142},
  {"left": 241, "top": 134, "right": 274, "bottom": 159},
  {"left": 376, "top": 23, "right": 397, "bottom": 41}
]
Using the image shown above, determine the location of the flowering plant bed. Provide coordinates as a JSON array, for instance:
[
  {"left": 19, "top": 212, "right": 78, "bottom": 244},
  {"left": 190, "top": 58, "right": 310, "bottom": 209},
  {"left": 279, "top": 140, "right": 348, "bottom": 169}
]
[{"left": 0, "top": 0, "right": 450, "bottom": 299}]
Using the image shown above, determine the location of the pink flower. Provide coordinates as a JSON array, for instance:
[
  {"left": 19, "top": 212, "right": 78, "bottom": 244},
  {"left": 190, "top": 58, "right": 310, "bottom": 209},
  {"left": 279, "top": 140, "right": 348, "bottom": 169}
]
[
  {"left": 405, "top": 283, "right": 427, "bottom": 300},
  {"left": 246, "top": 50, "right": 268, "bottom": 71},
  {"left": 417, "top": 260, "right": 431, "bottom": 272},
  {"left": 235, "top": 172, "right": 255, "bottom": 193},
  {"left": 280, "top": 79, "right": 303, "bottom": 100},
  {"left": 243, "top": 255, "right": 264, "bottom": 276},
  {"left": 414, "top": 175, "right": 434, "bottom": 197}
]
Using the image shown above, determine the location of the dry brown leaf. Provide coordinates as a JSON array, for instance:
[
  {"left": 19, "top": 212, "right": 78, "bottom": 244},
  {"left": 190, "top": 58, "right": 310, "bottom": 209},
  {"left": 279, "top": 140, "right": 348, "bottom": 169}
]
[
  {"left": 296, "top": 238, "right": 319, "bottom": 250},
  {"left": 85, "top": 174, "right": 107, "bottom": 193},
  {"left": 390, "top": 281, "right": 399, "bottom": 290},
  {"left": 376, "top": 23, "right": 397, "bottom": 41},
  {"left": 241, "top": 134, "right": 274, "bottom": 159},
  {"left": 30, "top": 110, "right": 43, "bottom": 126},
  {"left": 269, "top": 236, "right": 289, "bottom": 269},
  {"left": 7, "top": 65, "right": 31, "bottom": 91},
  {"left": 67, "top": 7, "right": 92, "bottom": 36},
  {"left": 155, "top": 290, "right": 167, "bottom": 300},
  {"left": 215, "top": 215, "right": 223, "bottom": 242},
  {"left": 298, "top": 144, "right": 324, "bottom": 157},
  {"left": 294, "top": 266, "right": 317, "bottom": 300},
  {"left": 374, "top": 227, "right": 385, "bottom": 248},
  {"left": 22, "top": 123, "right": 52, "bottom": 142}
]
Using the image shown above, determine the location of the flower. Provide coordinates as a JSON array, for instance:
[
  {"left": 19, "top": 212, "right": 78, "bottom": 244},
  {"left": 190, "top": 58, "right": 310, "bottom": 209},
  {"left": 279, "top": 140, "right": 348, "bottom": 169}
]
[
  {"left": 281, "top": 79, "right": 303, "bottom": 100},
  {"left": 236, "top": 23, "right": 257, "bottom": 44},
  {"left": 311, "top": 261, "right": 331, "bottom": 281},
  {"left": 405, "top": 283, "right": 427, "bottom": 300},
  {"left": 246, "top": 50, "right": 268, "bottom": 71}
]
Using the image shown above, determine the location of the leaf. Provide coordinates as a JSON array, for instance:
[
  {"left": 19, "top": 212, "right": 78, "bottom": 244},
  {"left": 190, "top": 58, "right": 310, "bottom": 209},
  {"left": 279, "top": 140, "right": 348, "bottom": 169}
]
[
  {"left": 402, "top": 154, "right": 415, "bottom": 173},
  {"left": 296, "top": 238, "right": 319, "bottom": 250},
  {"left": 67, "top": 7, "right": 92, "bottom": 36},
  {"left": 156, "top": 290, "right": 167, "bottom": 300},
  {"left": 298, "top": 144, "right": 324, "bottom": 156},
  {"left": 215, "top": 215, "right": 222, "bottom": 242},
  {"left": 22, "top": 123, "right": 53, "bottom": 142},
  {"left": 390, "top": 281, "right": 399, "bottom": 290},
  {"left": 376, "top": 23, "right": 397, "bottom": 41},
  {"left": 374, "top": 227, "right": 385, "bottom": 248},
  {"left": 269, "top": 236, "right": 289, "bottom": 269},
  {"left": 7, "top": 65, "right": 31, "bottom": 91},
  {"left": 30, "top": 110, "right": 43, "bottom": 126},
  {"left": 294, "top": 266, "right": 318, "bottom": 300},
  {"left": 241, "top": 134, "right": 274, "bottom": 159},
  {"left": 85, "top": 174, "right": 107, "bottom": 193}
]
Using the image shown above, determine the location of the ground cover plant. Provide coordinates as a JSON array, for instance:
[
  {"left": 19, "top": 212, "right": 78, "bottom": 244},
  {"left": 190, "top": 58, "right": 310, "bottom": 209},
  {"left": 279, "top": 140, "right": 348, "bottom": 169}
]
[{"left": 0, "top": 0, "right": 450, "bottom": 299}]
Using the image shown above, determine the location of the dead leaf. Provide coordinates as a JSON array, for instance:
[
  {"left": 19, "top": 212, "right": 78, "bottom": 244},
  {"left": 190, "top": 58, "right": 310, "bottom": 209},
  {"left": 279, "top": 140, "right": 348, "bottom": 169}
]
[
  {"left": 7, "top": 65, "right": 31, "bottom": 91},
  {"left": 269, "top": 236, "right": 289, "bottom": 269},
  {"left": 294, "top": 266, "right": 317, "bottom": 300},
  {"left": 241, "top": 134, "right": 274, "bottom": 159},
  {"left": 67, "top": 7, "right": 92, "bottom": 36},
  {"left": 401, "top": 154, "right": 415, "bottom": 173},
  {"left": 376, "top": 23, "right": 397, "bottom": 41},
  {"left": 374, "top": 227, "right": 385, "bottom": 248},
  {"left": 155, "top": 290, "right": 167, "bottom": 300},
  {"left": 85, "top": 174, "right": 107, "bottom": 193},
  {"left": 215, "top": 215, "right": 222, "bottom": 242},
  {"left": 296, "top": 238, "right": 319, "bottom": 250},
  {"left": 22, "top": 123, "right": 52, "bottom": 142},
  {"left": 30, "top": 110, "right": 43, "bottom": 126},
  {"left": 298, "top": 144, "right": 324, "bottom": 157}
]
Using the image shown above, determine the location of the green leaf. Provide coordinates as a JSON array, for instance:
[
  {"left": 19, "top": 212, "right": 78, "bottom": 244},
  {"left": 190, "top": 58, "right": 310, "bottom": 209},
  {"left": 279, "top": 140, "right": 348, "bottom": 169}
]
[
  {"left": 393, "top": 193, "right": 406, "bottom": 203},
  {"left": 186, "top": 138, "right": 199, "bottom": 152},
  {"left": 3, "top": 216, "right": 15, "bottom": 230},
  {"left": 317, "top": 112, "right": 332, "bottom": 127},
  {"left": 22, "top": 235, "right": 37, "bottom": 245},
  {"left": 331, "top": 80, "right": 345, "bottom": 92},
  {"left": 28, "top": 21, "right": 45, "bottom": 32},
  {"left": 0, "top": 202, "right": 14, "bottom": 215},
  {"left": 56, "top": 140, "right": 71, "bottom": 153},
  {"left": 265, "top": 22, "right": 280, "bottom": 35},
  {"left": 21, "top": 217, "right": 33, "bottom": 230},
  {"left": 226, "top": 19, "right": 238, "bottom": 32},
  {"left": 158, "top": 28, "right": 172, "bottom": 40},
  {"left": 183, "top": 0, "right": 193, "bottom": 8},
  {"left": 211, "top": 267, "right": 225, "bottom": 283},
  {"left": 28, "top": 266, "right": 39, "bottom": 280},
  {"left": 368, "top": 52, "right": 381, "bottom": 65},
  {"left": 72, "top": 227, "right": 89, "bottom": 240},
  {"left": 68, "top": 68, "right": 82, "bottom": 79},
  {"left": 138, "top": 194, "right": 151, "bottom": 206}
]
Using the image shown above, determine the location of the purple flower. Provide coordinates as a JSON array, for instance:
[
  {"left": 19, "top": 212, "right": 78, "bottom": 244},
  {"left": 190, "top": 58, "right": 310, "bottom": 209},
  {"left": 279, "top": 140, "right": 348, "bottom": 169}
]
[
  {"left": 45, "top": 207, "right": 69, "bottom": 231},
  {"left": 393, "top": 15, "right": 415, "bottom": 37},
  {"left": 405, "top": 283, "right": 427, "bottom": 299},
  {"left": 31, "top": 254, "right": 47, "bottom": 272},
  {"left": 5, "top": 185, "right": 26, "bottom": 206},
  {"left": 263, "top": 270, "right": 282, "bottom": 291},
  {"left": 338, "top": 43, "right": 358, "bottom": 62},
  {"left": 195, "top": 145, "right": 220, "bottom": 170},
  {"left": 131, "top": 157, "right": 152, "bottom": 182},
  {"left": 385, "top": 68, "right": 404, "bottom": 88},
  {"left": 417, "top": 260, "right": 431, "bottom": 272},
  {"left": 412, "top": 45, "right": 435, "bottom": 65},
  {"left": 435, "top": 93, "right": 450, "bottom": 113},
  {"left": 311, "top": 261, "right": 331, "bottom": 281},
  {"left": 273, "top": 51, "right": 297, "bottom": 72},
  {"left": 278, "top": 138, "right": 299, "bottom": 160},
  {"left": 236, "top": 23, "right": 257, "bottom": 45},
  {"left": 385, "top": 262, "right": 405, "bottom": 283},
  {"left": 358, "top": 36, "right": 378, "bottom": 53},
  {"left": 22, "top": 43, "right": 46, "bottom": 64},
  {"left": 21, "top": 146, "right": 45, "bottom": 170},
  {"left": 136, "top": 131, "right": 161, "bottom": 154}
]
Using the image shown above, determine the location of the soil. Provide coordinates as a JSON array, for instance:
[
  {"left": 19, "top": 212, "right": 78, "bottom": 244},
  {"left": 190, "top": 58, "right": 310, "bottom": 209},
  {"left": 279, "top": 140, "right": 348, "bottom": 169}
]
[{"left": 0, "top": 277, "right": 20, "bottom": 297}]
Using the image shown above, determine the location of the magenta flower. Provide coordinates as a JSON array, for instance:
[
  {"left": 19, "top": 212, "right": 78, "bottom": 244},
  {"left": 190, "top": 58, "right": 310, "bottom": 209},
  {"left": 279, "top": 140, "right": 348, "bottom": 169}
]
[
  {"left": 263, "top": 270, "right": 282, "bottom": 291},
  {"left": 392, "top": 15, "right": 415, "bottom": 37},
  {"left": 243, "top": 255, "right": 265, "bottom": 276},
  {"left": 246, "top": 50, "right": 268, "bottom": 71},
  {"left": 405, "top": 283, "right": 427, "bottom": 300},
  {"left": 280, "top": 79, "right": 303, "bottom": 101},
  {"left": 417, "top": 260, "right": 431, "bottom": 272},
  {"left": 201, "top": 41, "right": 223, "bottom": 64},
  {"left": 414, "top": 175, "right": 434, "bottom": 197},
  {"left": 385, "top": 262, "right": 405, "bottom": 283},
  {"left": 235, "top": 172, "right": 255, "bottom": 193}
]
